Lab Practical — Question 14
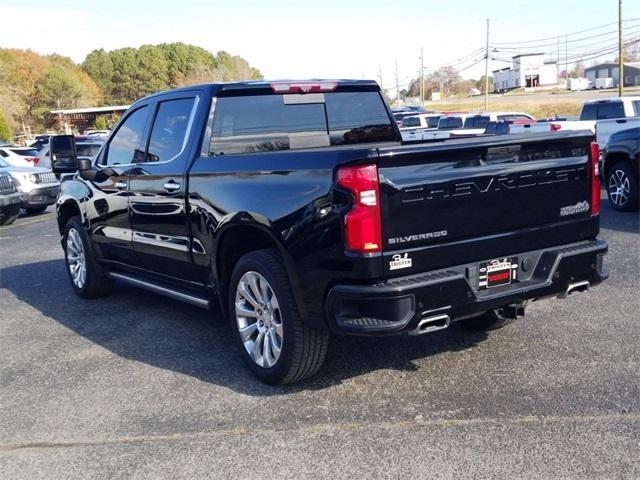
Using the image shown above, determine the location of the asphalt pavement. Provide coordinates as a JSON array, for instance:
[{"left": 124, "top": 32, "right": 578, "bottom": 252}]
[{"left": 0, "top": 199, "right": 639, "bottom": 479}]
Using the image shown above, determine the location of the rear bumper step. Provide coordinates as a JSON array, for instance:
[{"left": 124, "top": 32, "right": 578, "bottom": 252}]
[{"left": 326, "top": 239, "right": 608, "bottom": 335}]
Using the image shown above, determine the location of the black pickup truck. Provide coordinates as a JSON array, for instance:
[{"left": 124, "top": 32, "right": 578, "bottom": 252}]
[{"left": 52, "top": 80, "right": 607, "bottom": 384}]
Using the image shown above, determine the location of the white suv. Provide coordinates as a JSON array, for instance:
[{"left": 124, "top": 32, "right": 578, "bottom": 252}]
[{"left": 0, "top": 158, "right": 60, "bottom": 214}]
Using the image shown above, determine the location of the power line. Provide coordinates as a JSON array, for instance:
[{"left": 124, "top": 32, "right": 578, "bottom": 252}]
[
  {"left": 491, "top": 17, "right": 640, "bottom": 45},
  {"left": 492, "top": 22, "right": 640, "bottom": 50}
]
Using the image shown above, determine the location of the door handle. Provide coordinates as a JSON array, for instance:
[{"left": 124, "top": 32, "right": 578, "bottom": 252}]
[
  {"left": 115, "top": 181, "right": 127, "bottom": 190},
  {"left": 163, "top": 181, "right": 181, "bottom": 192}
]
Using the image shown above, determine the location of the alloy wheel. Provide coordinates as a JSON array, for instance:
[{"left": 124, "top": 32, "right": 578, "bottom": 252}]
[
  {"left": 608, "top": 168, "right": 630, "bottom": 208},
  {"left": 235, "top": 271, "right": 283, "bottom": 368},
  {"left": 66, "top": 228, "right": 87, "bottom": 289}
]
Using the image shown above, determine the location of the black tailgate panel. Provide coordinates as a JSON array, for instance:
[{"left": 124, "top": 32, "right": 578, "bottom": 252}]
[{"left": 378, "top": 133, "right": 596, "bottom": 274}]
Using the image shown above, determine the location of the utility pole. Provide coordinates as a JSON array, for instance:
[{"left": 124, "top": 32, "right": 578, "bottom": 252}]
[
  {"left": 484, "top": 18, "right": 490, "bottom": 111},
  {"left": 420, "top": 47, "right": 424, "bottom": 107},
  {"left": 565, "top": 34, "right": 568, "bottom": 79},
  {"left": 377, "top": 68, "right": 383, "bottom": 90},
  {"left": 557, "top": 34, "right": 560, "bottom": 84},
  {"left": 395, "top": 60, "right": 400, "bottom": 106},
  {"left": 618, "top": 0, "right": 624, "bottom": 97}
]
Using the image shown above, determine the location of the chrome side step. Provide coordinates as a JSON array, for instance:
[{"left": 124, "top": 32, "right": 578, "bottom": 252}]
[{"left": 108, "top": 272, "right": 210, "bottom": 309}]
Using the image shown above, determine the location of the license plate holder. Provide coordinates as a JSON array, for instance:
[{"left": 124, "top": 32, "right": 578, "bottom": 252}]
[{"left": 478, "top": 257, "right": 518, "bottom": 289}]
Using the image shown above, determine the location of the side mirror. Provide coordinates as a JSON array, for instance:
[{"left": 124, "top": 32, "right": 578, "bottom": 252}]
[{"left": 50, "top": 135, "right": 78, "bottom": 174}]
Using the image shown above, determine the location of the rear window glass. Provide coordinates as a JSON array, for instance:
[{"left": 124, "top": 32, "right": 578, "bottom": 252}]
[
  {"left": 11, "top": 149, "right": 39, "bottom": 156},
  {"left": 597, "top": 102, "right": 625, "bottom": 119},
  {"left": 633, "top": 100, "right": 640, "bottom": 116},
  {"left": 76, "top": 144, "right": 102, "bottom": 157},
  {"left": 463, "top": 116, "right": 490, "bottom": 129},
  {"left": 210, "top": 91, "right": 394, "bottom": 155},
  {"left": 580, "top": 103, "right": 597, "bottom": 120}
]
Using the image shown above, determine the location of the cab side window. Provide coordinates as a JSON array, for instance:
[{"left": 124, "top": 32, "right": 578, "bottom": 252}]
[
  {"left": 145, "top": 98, "right": 195, "bottom": 163},
  {"left": 103, "top": 106, "right": 149, "bottom": 166}
]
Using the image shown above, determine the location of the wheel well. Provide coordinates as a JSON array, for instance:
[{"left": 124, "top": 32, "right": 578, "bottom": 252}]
[
  {"left": 216, "top": 226, "right": 279, "bottom": 315},
  {"left": 57, "top": 201, "right": 80, "bottom": 234},
  {"left": 604, "top": 152, "right": 631, "bottom": 179}
]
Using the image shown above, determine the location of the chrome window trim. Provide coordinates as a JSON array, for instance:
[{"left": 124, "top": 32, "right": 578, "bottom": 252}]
[{"left": 201, "top": 97, "right": 217, "bottom": 157}]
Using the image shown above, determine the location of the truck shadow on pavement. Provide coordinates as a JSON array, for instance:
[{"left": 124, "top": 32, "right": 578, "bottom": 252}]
[{"left": 1, "top": 259, "right": 488, "bottom": 395}]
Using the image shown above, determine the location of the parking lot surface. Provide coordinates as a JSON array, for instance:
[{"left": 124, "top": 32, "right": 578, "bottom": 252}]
[{"left": 1, "top": 201, "right": 639, "bottom": 479}]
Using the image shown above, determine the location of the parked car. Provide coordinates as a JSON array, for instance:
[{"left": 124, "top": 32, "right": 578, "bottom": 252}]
[
  {"left": 401, "top": 113, "right": 442, "bottom": 129},
  {"left": 438, "top": 112, "right": 536, "bottom": 138},
  {"left": 0, "top": 146, "right": 42, "bottom": 167},
  {"left": 0, "top": 158, "right": 60, "bottom": 214},
  {"left": 29, "top": 134, "right": 54, "bottom": 151},
  {"left": 0, "top": 171, "right": 23, "bottom": 225},
  {"left": 601, "top": 127, "right": 639, "bottom": 212},
  {"left": 52, "top": 80, "right": 607, "bottom": 384},
  {"left": 399, "top": 114, "right": 444, "bottom": 141},
  {"left": 483, "top": 119, "right": 538, "bottom": 135},
  {"left": 532, "top": 97, "right": 640, "bottom": 135}
]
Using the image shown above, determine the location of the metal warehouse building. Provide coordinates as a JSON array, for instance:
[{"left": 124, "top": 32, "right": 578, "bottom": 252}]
[{"left": 585, "top": 62, "right": 640, "bottom": 88}]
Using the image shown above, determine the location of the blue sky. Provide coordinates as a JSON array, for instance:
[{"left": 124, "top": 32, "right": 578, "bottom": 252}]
[{"left": 1, "top": 0, "right": 638, "bottom": 90}]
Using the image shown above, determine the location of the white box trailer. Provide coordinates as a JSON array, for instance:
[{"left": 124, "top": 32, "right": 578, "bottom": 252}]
[
  {"left": 595, "top": 77, "right": 614, "bottom": 89},
  {"left": 567, "top": 78, "right": 590, "bottom": 91}
]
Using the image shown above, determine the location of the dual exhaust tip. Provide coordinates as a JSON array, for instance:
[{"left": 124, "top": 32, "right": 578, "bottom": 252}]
[{"left": 408, "top": 280, "right": 590, "bottom": 337}]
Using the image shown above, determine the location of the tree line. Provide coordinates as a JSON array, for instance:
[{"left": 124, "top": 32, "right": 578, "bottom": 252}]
[{"left": 0, "top": 43, "right": 262, "bottom": 140}]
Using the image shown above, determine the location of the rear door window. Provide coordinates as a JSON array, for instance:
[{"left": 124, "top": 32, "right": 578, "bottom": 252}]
[
  {"left": 463, "top": 116, "right": 490, "bottom": 129},
  {"left": 403, "top": 117, "right": 420, "bottom": 127},
  {"left": 633, "top": 100, "right": 640, "bottom": 116},
  {"left": 145, "top": 98, "right": 195, "bottom": 163}
]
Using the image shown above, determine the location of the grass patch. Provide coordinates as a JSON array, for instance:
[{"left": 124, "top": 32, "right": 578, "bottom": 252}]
[{"left": 426, "top": 100, "right": 582, "bottom": 119}]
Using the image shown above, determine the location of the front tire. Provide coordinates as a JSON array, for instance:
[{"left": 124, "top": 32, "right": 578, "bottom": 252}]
[
  {"left": 0, "top": 205, "right": 20, "bottom": 226},
  {"left": 229, "top": 249, "right": 328, "bottom": 385},
  {"left": 607, "top": 162, "right": 639, "bottom": 212},
  {"left": 63, "top": 216, "right": 113, "bottom": 298}
]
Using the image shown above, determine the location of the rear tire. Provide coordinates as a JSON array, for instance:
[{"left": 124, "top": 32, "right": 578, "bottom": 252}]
[
  {"left": 63, "top": 216, "right": 113, "bottom": 298},
  {"left": 228, "top": 249, "right": 328, "bottom": 385},
  {"left": 460, "top": 311, "right": 513, "bottom": 331},
  {"left": 606, "top": 161, "right": 639, "bottom": 212}
]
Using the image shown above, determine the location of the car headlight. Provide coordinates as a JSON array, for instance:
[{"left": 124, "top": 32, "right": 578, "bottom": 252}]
[{"left": 29, "top": 173, "right": 38, "bottom": 183}]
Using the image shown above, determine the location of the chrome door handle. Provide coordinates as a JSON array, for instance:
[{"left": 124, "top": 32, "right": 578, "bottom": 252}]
[
  {"left": 115, "top": 181, "right": 127, "bottom": 190},
  {"left": 163, "top": 182, "right": 181, "bottom": 192}
]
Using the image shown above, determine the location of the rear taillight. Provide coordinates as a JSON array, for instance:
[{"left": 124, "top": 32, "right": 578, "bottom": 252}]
[
  {"left": 590, "top": 141, "right": 600, "bottom": 215},
  {"left": 550, "top": 123, "right": 562, "bottom": 131},
  {"left": 336, "top": 164, "right": 382, "bottom": 253}
]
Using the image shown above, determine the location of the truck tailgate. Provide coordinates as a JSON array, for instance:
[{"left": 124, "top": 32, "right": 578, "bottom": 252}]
[{"left": 377, "top": 132, "right": 598, "bottom": 275}]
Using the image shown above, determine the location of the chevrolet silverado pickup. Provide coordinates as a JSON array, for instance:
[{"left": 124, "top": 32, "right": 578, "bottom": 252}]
[{"left": 52, "top": 80, "right": 608, "bottom": 384}]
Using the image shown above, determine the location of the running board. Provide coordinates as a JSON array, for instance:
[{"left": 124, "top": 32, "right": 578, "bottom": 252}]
[{"left": 108, "top": 272, "right": 210, "bottom": 309}]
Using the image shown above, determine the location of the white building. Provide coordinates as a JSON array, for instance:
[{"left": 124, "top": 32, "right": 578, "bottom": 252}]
[{"left": 493, "top": 53, "right": 558, "bottom": 92}]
